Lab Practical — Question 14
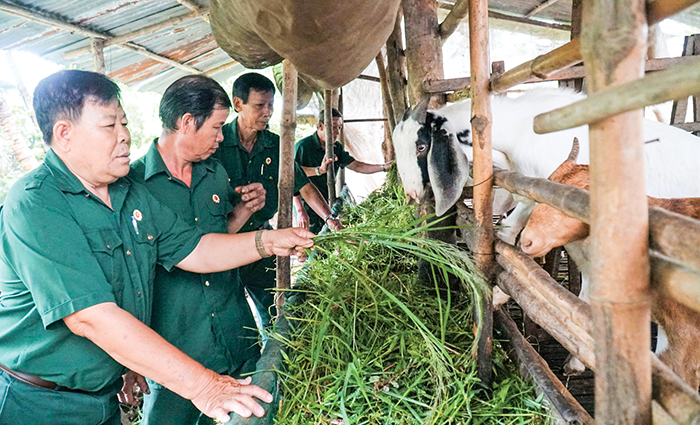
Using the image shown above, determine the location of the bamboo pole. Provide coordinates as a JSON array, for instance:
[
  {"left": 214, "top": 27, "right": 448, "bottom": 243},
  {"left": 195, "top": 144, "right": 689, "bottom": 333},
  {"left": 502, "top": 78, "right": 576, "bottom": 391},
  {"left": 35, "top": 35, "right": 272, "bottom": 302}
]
[
  {"left": 468, "top": 0, "right": 494, "bottom": 387},
  {"left": 439, "top": 0, "right": 468, "bottom": 43},
  {"left": 375, "top": 52, "right": 397, "bottom": 132},
  {"left": 386, "top": 6, "right": 408, "bottom": 124},
  {"left": 534, "top": 56, "right": 700, "bottom": 133},
  {"left": 276, "top": 60, "right": 297, "bottom": 312},
  {"left": 402, "top": 0, "right": 444, "bottom": 108},
  {"left": 91, "top": 38, "right": 106, "bottom": 74},
  {"left": 489, "top": 0, "right": 700, "bottom": 93},
  {"left": 4, "top": 50, "right": 39, "bottom": 133},
  {"left": 324, "top": 90, "right": 336, "bottom": 205},
  {"left": 582, "top": 0, "right": 651, "bottom": 420},
  {"left": 495, "top": 257, "right": 700, "bottom": 423},
  {"left": 494, "top": 308, "right": 595, "bottom": 425},
  {"left": 337, "top": 89, "right": 345, "bottom": 190},
  {"left": 525, "top": 0, "right": 564, "bottom": 19}
]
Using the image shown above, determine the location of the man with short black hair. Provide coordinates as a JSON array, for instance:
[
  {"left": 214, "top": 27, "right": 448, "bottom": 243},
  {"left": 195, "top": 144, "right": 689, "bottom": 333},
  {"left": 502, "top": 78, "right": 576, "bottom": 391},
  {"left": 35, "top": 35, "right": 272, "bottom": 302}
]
[
  {"left": 128, "top": 75, "right": 266, "bottom": 425},
  {"left": 213, "top": 73, "right": 341, "bottom": 327},
  {"left": 0, "top": 70, "right": 313, "bottom": 424},
  {"left": 294, "top": 108, "right": 391, "bottom": 233}
]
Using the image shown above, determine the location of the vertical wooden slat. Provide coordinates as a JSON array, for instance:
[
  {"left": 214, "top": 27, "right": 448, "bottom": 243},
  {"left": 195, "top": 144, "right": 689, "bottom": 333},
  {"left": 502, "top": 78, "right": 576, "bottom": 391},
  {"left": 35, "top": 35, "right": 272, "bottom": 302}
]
[
  {"left": 276, "top": 60, "right": 297, "bottom": 312},
  {"left": 324, "top": 89, "right": 336, "bottom": 205},
  {"left": 559, "top": 0, "right": 584, "bottom": 91},
  {"left": 469, "top": 0, "right": 494, "bottom": 387},
  {"left": 581, "top": 0, "right": 651, "bottom": 422},
  {"left": 91, "top": 38, "right": 106, "bottom": 74},
  {"left": 337, "top": 88, "right": 346, "bottom": 190},
  {"left": 376, "top": 51, "right": 396, "bottom": 162},
  {"left": 402, "top": 0, "right": 444, "bottom": 108},
  {"left": 386, "top": 6, "right": 408, "bottom": 124}
]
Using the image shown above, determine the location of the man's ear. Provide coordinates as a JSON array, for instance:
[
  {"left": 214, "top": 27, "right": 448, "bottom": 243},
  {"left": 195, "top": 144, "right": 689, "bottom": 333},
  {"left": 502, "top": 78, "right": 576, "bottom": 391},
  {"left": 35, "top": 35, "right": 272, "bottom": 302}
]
[
  {"left": 52, "top": 120, "right": 73, "bottom": 152},
  {"left": 180, "top": 113, "right": 195, "bottom": 134},
  {"left": 232, "top": 97, "right": 244, "bottom": 113}
]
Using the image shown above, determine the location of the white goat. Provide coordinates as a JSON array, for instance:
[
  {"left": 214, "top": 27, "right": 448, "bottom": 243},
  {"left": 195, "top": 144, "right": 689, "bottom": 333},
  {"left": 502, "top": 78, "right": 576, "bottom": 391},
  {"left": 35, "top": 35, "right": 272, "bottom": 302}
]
[{"left": 393, "top": 87, "right": 700, "bottom": 373}]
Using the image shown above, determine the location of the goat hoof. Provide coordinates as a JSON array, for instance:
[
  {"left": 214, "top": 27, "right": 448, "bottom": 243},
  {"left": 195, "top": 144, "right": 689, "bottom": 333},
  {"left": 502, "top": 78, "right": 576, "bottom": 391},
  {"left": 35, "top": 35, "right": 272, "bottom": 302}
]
[{"left": 563, "top": 355, "right": 586, "bottom": 376}]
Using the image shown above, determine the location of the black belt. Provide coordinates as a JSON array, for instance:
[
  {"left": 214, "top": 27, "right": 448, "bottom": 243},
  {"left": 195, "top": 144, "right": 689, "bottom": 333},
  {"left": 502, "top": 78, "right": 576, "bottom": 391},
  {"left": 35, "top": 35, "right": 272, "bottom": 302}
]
[{"left": 0, "top": 362, "right": 88, "bottom": 393}]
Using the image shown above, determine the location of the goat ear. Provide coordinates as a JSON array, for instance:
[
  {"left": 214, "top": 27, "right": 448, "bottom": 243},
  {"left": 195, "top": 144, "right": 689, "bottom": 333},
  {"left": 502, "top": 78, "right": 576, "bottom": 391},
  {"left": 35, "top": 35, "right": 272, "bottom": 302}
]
[{"left": 428, "top": 126, "right": 470, "bottom": 216}]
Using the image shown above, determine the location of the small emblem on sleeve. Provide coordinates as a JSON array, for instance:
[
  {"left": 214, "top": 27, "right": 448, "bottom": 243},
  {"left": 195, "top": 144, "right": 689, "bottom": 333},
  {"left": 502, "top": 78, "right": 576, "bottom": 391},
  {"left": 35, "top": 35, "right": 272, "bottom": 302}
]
[
  {"left": 265, "top": 157, "right": 272, "bottom": 165},
  {"left": 212, "top": 194, "right": 220, "bottom": 204},
  {"left": 133, "top": 209, "right": 143, "bottom": 221}
]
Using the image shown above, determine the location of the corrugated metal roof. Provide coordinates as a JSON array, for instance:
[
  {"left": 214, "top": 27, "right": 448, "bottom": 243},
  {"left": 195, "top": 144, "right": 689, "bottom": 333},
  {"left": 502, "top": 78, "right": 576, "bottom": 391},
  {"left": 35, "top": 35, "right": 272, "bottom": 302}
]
[
  {"left": 0, "top": 0, "right": 698, "bottom": 93},
  {"left": 0, "top": 0, "right": 242, "bottom": 92}
]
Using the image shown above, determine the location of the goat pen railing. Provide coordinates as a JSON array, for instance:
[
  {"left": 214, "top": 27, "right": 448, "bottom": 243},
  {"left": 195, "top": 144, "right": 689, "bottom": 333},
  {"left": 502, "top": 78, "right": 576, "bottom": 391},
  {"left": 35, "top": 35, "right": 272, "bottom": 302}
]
[{"left": 449, "top": 0, "right": 700, "bottom": 423}]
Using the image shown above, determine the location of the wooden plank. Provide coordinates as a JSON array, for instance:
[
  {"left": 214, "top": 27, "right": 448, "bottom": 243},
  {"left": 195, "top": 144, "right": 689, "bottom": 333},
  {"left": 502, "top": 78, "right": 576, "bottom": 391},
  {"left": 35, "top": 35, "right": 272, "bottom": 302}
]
[
  {"left": 324, "top": 90, "right": 336, "bottom": 204},
  {"left": 525, "top": 0, "right": 564, "bottom": 19}
]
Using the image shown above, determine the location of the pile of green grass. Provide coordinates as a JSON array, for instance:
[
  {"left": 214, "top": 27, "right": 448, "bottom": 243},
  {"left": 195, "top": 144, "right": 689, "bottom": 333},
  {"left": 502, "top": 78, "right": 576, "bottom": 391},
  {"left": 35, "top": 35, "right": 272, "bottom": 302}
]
[{"left": 272, "top": 176, "right": 552, "bottom": 424}]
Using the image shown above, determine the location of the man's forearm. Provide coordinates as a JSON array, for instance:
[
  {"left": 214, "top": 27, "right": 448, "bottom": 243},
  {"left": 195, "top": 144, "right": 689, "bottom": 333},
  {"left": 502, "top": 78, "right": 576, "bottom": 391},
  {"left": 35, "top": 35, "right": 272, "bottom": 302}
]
[
  {"left": 177, "top": 232, "right": 262, "bottom": 273},
  {"left": 300, "top": 166, "right": 319, "bottom": 177},
  {"left": 227, "top": 205, "right": 253, "bottom": 234},
  {"left": 64, "top": 303, "right": 213, "bottom": 401},
  {"left": 298, "top": 183, "right": 332, "bottom": 219}
]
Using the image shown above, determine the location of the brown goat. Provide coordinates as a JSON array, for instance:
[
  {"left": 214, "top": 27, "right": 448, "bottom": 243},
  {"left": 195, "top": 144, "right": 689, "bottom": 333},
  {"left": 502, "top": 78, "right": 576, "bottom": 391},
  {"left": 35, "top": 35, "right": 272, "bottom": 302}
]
[{"left": 520, "top": 138, "right": 700, "bottom": 389}]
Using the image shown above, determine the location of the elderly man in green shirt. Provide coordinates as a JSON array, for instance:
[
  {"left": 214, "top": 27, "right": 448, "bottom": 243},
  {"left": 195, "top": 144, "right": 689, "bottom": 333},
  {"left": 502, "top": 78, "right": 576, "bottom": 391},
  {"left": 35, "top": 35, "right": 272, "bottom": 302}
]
[
  {"left": 128, "top": 75, "right": 267, "bottom": 425},
  {"left": 294, "top": 108, "right": 391, "bottom": 233},
  {"left": 0, "top": 70, "right": 313, "bottom": 425},
  {"left": 213, "top": 73, "right": 340, "bottom": 327}
]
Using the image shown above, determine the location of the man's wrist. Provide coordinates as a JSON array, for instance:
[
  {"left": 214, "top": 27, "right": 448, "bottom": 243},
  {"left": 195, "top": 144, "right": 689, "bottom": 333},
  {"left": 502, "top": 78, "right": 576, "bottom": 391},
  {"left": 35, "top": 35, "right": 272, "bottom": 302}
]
[
  {"left": 255, "top": 230, "right": 272, "bottom": 258},
  {"left": 314, "top": 167, "right": 321, "bottom": 176}
]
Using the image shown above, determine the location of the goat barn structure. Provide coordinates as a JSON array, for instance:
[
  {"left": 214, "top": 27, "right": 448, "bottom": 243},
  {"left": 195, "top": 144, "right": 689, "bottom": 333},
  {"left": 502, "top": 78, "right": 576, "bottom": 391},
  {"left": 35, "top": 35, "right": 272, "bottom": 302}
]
[{"left": 2, "top": 0, "right": 700, "bottom": 424}]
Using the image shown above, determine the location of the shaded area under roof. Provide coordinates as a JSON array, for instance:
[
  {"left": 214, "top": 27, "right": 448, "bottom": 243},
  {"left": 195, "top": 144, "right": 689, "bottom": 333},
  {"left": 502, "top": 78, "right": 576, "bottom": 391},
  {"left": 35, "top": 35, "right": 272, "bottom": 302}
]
[{"left": 0, "top": 0, "right": 698, "bottom": 93}]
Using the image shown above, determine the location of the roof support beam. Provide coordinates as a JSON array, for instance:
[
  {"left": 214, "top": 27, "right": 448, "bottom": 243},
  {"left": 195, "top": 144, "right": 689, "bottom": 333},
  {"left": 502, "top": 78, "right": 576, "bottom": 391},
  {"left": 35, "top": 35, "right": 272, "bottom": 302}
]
[
  {"left": 439, "top": 0, "right": 469, "bottom": 43},
  {"left": 0, "top": 1, "right": 202, "bottom": 74},
  {"left": 63, "top": 9, "right": 209, "bottom": 60},
  {"left": 174, "top": 0, "right": 209, "bottom": 22},
  {"left": 525, "top": 0, "right": 564, "bottom": 19}
]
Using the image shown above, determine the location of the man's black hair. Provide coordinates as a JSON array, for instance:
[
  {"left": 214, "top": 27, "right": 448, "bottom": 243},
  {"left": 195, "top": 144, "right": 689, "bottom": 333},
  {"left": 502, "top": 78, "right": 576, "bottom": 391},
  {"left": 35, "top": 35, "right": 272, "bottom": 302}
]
[
  {"left": 159, "top": 75, "right": 232, "bottom": 133},
  {"left": 232, "top": 73, "right": 275, "bottom": 104},
  {"left": 33, "top": 70, "right": 121, "bottom": 145},
  {"left": 318, "top": 108, "right": 343, "bottom": 125}
]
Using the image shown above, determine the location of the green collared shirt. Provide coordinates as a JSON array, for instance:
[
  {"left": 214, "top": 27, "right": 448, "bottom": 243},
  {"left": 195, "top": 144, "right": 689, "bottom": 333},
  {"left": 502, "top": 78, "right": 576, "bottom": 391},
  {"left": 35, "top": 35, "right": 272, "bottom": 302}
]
[
  {"left": 0, "top": 150, "right": 203, "bottom": 392},
  {"left": 213, "top": 118, "right": 309, "bottom": 233},
  {"left": 129, "top": 141, "right": 259, "bottom": 373},
  {"left": 295, "top": 132, "right": 355, "bottom": 202}
]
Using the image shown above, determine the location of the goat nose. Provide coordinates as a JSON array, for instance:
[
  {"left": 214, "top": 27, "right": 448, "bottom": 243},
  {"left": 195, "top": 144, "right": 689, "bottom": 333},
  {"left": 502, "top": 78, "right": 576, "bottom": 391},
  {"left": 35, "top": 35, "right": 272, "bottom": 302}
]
[{"left": 520, "top": 236, "right": 533, "bottom": 250}]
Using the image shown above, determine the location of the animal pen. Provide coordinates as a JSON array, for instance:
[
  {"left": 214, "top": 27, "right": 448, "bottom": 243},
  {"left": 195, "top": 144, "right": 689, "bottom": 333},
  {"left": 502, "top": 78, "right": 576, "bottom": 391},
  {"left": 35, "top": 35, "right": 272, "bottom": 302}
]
[{"left": 1, "top": 0, "right": 700, "bottom": 424}]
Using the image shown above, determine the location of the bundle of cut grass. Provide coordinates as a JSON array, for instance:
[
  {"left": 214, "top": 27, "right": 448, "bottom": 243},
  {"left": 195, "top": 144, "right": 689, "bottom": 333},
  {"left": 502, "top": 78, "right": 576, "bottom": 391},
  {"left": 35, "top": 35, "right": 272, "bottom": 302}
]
[{"left": 271, "top": 178, "right": 552, "bottom": 424}]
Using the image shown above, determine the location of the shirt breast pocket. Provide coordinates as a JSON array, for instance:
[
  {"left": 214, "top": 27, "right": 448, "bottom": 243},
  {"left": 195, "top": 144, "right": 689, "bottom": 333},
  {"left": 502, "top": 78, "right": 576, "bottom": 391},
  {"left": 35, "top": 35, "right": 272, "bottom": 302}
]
[
  {"left": 133, "top": 222, "right": 159, "bottom": 283},
  {"left": 205, "top": 201, "right": 229, "bottom": 233},
  {"left": 83, "top": 229, "right": 124, "bottom": 296}
]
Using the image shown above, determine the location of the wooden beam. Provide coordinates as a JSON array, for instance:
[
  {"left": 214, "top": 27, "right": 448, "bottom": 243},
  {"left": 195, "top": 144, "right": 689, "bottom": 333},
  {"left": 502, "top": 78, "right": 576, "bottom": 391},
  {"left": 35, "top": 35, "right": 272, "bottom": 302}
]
[
  {"left": 490, "top": 0, "right": 700, "bottom": 93},
  {"left": 533, "top": 56, "right": 700, "bottom": 133},
  {"left": 375, "top": 52, "right": 396, "bottom": 133},
  {"left": 673, "top": 122, "right": 700, "bottom": 132},
  {"left": 343, "top": 118, "right": 388, "bottom": 123},
  {"left": 469, "top": 0, "right": 494, "bottom": 388},
  {"left": 487, "top": 11, "right": 571, "bottom": 31},
  {"left": 63, "top": 10, "right": 209, "bottom": 60},
  {"left": 91, "top": 38, "right": 106, "bottom": 74},
  {"left": 174, "top": 0, "right": 209, "bottom": 22},
  {"left": 357, "top": 74, "right": 380, "bottom": 83},
  {"left": 494, "top": 307, "right": 594, "bottom": 424},
  {"left": 276, "top": 59, "right": 297, "bottom": 312},
  {"left": 439, "top": 0, "right": 469, "bottom": 43},
  {"left": 324, "top": 90, "right": 336, "bottom": 205},
  {"left": 0, "top": 1, "right": 202, "bottom": 75},
  {"left": 385, "top": 6, "right": 408, "bottom": 123},
  {"left": 524, "top": 0, "right": 564, "bottom": 19}
]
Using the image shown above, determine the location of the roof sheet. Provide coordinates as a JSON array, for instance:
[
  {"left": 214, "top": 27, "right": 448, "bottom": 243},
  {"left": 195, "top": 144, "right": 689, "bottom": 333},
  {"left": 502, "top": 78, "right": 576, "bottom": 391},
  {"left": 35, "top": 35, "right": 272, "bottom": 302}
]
[{"left": 0, "top": 0, "right": 698, "bottom": 93}]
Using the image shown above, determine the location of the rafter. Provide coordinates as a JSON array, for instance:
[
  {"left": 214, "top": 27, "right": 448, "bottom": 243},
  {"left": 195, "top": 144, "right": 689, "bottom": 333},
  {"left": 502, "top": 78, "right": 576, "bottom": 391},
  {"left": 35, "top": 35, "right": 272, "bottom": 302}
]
[
  {"left": 0, "top": 1, "right": 202, "bottom": 75},
  {"left": 525, "top": 0, "right": 564, "bottom": 19},
  {"left": 63, "top": 9, "right": 209, "bottom": 60}
]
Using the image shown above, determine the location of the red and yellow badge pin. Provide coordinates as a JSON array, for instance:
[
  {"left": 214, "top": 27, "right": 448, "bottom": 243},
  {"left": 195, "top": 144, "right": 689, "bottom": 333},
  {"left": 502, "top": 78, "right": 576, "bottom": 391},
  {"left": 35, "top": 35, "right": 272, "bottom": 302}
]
[
  {"left": 133, "top": 209, "right": 143, "bottom": 221},
  {"left": 265, "top": 157, "right": 272, "bottom": 165},
  {"left": 212, "top": 194, "right": 220, "bottom": 204}
]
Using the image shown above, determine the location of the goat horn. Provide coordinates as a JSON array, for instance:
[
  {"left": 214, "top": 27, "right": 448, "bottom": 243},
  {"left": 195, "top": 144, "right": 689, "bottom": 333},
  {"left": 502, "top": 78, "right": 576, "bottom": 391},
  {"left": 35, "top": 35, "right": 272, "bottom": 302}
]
[
  {"left": 413, "top": 96, "right": 431, "bottom": 124},
  {"left": 567, "top": 137, "right": 580, "bottom": 162}
]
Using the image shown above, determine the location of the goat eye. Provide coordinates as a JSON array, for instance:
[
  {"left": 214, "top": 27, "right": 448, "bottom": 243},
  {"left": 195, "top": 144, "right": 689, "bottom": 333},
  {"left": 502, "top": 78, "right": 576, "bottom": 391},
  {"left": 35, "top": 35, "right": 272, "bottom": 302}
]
[{"left": 417, "top": 145, "right": 428, "bottom": 153}]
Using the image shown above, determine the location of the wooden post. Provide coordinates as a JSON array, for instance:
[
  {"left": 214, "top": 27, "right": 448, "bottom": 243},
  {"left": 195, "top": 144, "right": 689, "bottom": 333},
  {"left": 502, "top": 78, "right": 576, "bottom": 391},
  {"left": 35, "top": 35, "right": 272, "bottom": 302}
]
[
  {"left": 559, "top": 0, "right": 584, "bottom": 92},
  {"left": 376, "top": 51, "right": 396, "bottom": 162},
  {"left": 402, "top": 0, "right": 444, "bottom": 108},
  {"left": 386, "top": 7, "right": 408, "bottom": 124},
  {"left": 276, "top": 60, "right": 297, "bottom": 312},
  {"left": 91, "top": 38, "right": 106, "bottom": 74},
  {"left": 581, "top": 0, "right": 651, "bottom": 421},
  {"left": 324, "top": 90, "right": 336, "bottom": 205},
  {"left": 469, "top": 0, "right": 494, "bottom": 388},
  {"left": 439, "top": 0, "right": 469, "bottom": 43},
  {"left": 337, "top": 88, "right": 345, "bottom": 190}
]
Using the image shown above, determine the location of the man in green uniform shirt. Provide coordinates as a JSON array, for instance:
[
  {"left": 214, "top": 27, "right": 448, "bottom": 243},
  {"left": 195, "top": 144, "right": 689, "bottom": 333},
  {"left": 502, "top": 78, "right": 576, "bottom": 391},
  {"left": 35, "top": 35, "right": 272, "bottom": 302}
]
[
  {"left": 0, "top": 70, "right": 313, "bottom": 425},
  {"left": 129, "top": 75, "right": 267, "bottom": 425},
  {"left": 294, "top": 108, "right": 391, "bottom": 233},
  {"left": 213, "top": 73, "right": 340, "bottom": 327}
]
